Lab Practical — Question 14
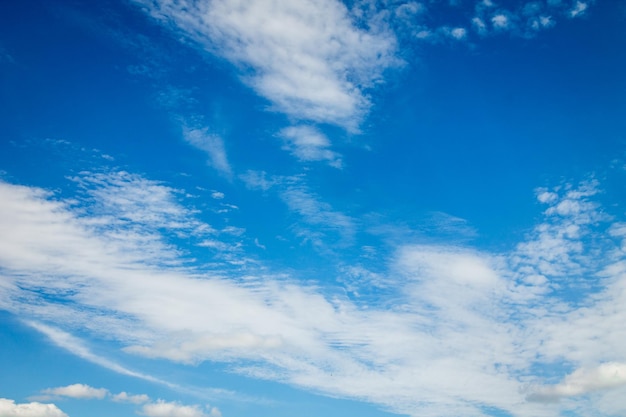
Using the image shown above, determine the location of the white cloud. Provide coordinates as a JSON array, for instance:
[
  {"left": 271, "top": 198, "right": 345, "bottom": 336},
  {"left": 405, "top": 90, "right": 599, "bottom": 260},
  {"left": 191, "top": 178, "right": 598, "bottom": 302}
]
[
  {"left": 537, "top": 189, "right": 559, "bottom": 204},
  {"left": 0, "top": 399, "right": 68, "bottom": 417},
  {"left": 279, "top": 125, "right": 342, "bottom": 168},
  {"left": 125, "top": 332, "right": 283, "bottom": 364},
  {"left": 472, "top": 17, "right": 488, "bottom": 35},
  {"left": 133, "top": 0, "right": 398, "bottom": 131},
  {"left": 111, "top": 392, "right": 150, "bottom": 404},
  {"left": 71, "top": 170, "right": 214, "bottom": 242},
  {"left": 42, "top": 384, "right": 108, "bottom": 400},
  {"left": 528, "top": 362, "right": 626, "bottom": 402},
  {"left": 183, "top": 127, "right": 232, "bottom": 178},
  {"left": 492, "top": 14, "right": 510, "bottom": 29},
  {"left": 449, "top": 27, "right": 467, "bottom": 40},
  {"left": 140, "top": 400, "right": 215, "bottom": 417},
  {"left": 2, "top": 174, "right": 626, "bottom": 417},
  {"left": 569, "top": 1, "right": 588, "bottom": 17}
]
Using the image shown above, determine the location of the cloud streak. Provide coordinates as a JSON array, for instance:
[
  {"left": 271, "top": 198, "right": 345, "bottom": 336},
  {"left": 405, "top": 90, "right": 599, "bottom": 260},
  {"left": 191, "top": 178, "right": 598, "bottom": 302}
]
[
  {"left": 1, "top": 172, "right": 626, "bottom": 417},
  {"left": 41, "top": 384, "right": 108, "bottom": 400}
]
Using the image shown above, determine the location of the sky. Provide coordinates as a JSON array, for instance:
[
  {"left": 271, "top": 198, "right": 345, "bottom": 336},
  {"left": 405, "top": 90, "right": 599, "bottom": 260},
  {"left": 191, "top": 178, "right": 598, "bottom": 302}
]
[{"left": 1, "top": 0, "right": 626, "bottom": 416}]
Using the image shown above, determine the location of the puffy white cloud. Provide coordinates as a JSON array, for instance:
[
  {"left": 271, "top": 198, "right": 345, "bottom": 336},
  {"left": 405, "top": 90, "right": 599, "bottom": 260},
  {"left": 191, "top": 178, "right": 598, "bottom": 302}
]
[
  {"left": 42, "top": 384, "right": 107, "bottom": 400},
  {"left": 449, "top": 27, "right": 467, "bottom": 40},
  {"left": 111, "top": 392, "right": 150, "bottom": 404},
  {"left": 528, "top": 362, "right": 626, "bottom": 402},
  {"left": 140, "top": 400, "right": 217, "bottom": 417},
  {"left": 0, "top": 399, "right": 67, "bottom": 417},
  {"left": 492, "top": 13, "right": 510, "bottom": 29}
]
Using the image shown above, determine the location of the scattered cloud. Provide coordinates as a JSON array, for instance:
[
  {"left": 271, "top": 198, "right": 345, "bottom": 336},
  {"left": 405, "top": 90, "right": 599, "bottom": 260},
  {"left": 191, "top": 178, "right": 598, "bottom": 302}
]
[
  {"left": 0, "top": 399, "right": 67, "bottom": 417},
  {"left": 41, "top": 384, "right": 108, "bottom": 400},
  {"left": 30, "top": 384, "right": 209, "bottom": 417},
  {"left": 570, "top": 1, "right": 589, "bottom": 18},
  {"left": 401, "top": 0, "right": 589, "bottom": 43},
  {"left": 465, "top": 0, "right": 592, "bottom": 37},
  {"left": 2, "top": 172, "right": 626, "bottom": 417},
  {"left": 449, "top": 27, "right": 467, "bottom": 40},
  {"left": 469, "top": 17, "right": 486, "bottom": 36}
]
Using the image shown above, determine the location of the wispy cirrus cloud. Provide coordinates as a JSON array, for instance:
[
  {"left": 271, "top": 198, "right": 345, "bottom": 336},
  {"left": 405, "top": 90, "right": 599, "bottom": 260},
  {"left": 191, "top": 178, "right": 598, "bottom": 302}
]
[
  {"left": 240, "top": 170, "right": 355, "bottom": 249},
  {"left": 279, "top": 125, "right": 342, "bottom": 168},
  {"left": 2, "top": 170, "right": 626, "bottom": 417},
  {"left": 280, "top": 185, "right": 355, "bottom": 248},
  {"left": 133, "top": 0, "right": 399, "bottom": 131}
]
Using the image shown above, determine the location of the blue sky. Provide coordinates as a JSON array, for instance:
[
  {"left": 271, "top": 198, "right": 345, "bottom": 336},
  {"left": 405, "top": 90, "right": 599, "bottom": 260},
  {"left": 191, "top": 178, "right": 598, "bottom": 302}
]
[{"left": 1, "top": 0, "right": 626, "bottom": 416}]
